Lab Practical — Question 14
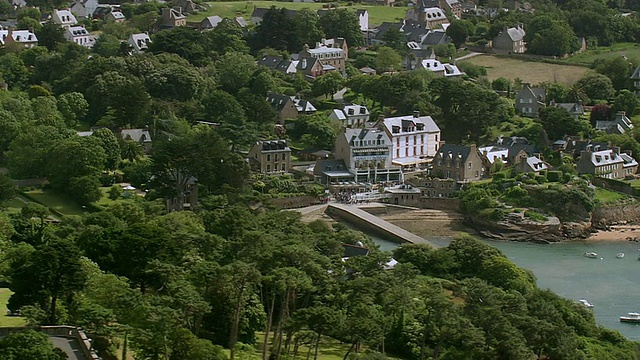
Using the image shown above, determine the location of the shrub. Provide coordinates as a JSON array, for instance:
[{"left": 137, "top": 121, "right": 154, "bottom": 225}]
[
  {"left": 108, "top": 185, "right": 122, "bottom": 200},
  {"left": 547, "top": 171, "right": 563, "bottom": 182},
  {"left": 524, "top": 210, "right": 548, "bottom": 222}
]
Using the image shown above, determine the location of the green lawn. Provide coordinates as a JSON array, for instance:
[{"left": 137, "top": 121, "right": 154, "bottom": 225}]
[
  {"left": 563, "top": 42, "right": 640, "bottom": 66},
  {"left": 3, "top": 197, "right": 26, "bottom": 213},
  {"left": 594, "top": 188, "right": 630, "bottom": 205},
  {"left": 188, "top": 1, "right": 408, "bottom": 27},
  {"left": 23, "top": 189, "right": 86, "bottom": 216},
  {"left": 0, "top": 289, "right": 25, "bottom": 327}
]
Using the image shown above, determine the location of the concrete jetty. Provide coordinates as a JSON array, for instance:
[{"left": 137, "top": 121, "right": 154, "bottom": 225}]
[{"left": 327, "top": 203, "right": 438, "bottom": 248}]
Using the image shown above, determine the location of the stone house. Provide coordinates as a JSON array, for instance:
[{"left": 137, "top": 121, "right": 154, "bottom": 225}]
[
  {"left": 298, "top": 38, "right": 348, "bottom": 75},
  {"left": 551, "top": 101, "right": 584, "bottom": 119},
  {"left": 513, "top": 155, "right": 549, "bottom": 174},
  {"left": 248, "top": 140, "right": 292, "bottom": 175},
  {"left": 492, "top": 24, "right": 526, "bottom": 53},
  {"left": 515, "top": 83, "right": 545, "bottom": 117},
  {"left": 595, "top": 111, "right": 634, "bottom": 134},
  {"left": 407, "top": 177, "right": 458, "bottom": 198},
  {"left": 630, "top": 65, "right": 640, "bottom": 96},
  {"left": 266, "top": 93, "right": 317, "bottom": 123},
  {"left": 431, "top": 144, "right": 490, "bottom": 182},
  {"left": 70, "top": 0, "right": 98, "bottom": 19},
  {"left": 577, "top": 147, "right": 638, "bottom": 179},
  {"left": 120, "top": 128, "right": 153, "bottom": 154},
  {"left": 52, "top": 9, "right": 78, "bottom": 27},
  {"left": 333, "top": 127, "right": 402, "bottom": 183},
  {"left": 162, "top": 7, "right": 187, "bottom": 28},
  {"left": 65, "top": 26, "right": 92, "bottom": 48}
]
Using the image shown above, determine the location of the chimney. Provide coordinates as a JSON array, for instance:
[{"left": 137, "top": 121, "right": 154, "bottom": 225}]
[
  {"left": 378, "top": 114, "right": 385, "bottom": 122},
  {"left": 413, "top": 110, "right": 420, "bottom": 118}
]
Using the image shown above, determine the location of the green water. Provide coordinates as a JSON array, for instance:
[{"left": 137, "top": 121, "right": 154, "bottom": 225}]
[{"left": 370, "top": 235, "right": 640, "bottom": 341}]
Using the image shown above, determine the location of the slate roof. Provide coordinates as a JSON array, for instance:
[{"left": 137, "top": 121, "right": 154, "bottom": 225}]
[
  {"left": 437, "top": 144, "right": 473, "bottom": 162},
  {"left": 380, "top": 114, "right": 440, "bottom": 133},
  {"left": 630, "top": 65, "right": 640, "bottom": 80},
  {"left": 505, "top": 26, "right": 525, "bottom": 41},
  {"left": 421, "top": 29, "right": 448, "bottom": 46},
  {"left": 344, "top": 128, "right": 388, "bottom": 144},
  {"left": 258, "top": 55, "right": 283, "bottom": 70},
  {"left": 121, "top": 129, "right": 151, "bottom": 143},
  {"left": 260, "top": 139, "right": 290, "bottom": 151}
]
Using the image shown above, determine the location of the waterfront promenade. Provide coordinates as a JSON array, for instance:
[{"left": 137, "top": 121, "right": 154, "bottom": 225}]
[{"left": 327, "top": 203, "right": 438, "bottom": 248}]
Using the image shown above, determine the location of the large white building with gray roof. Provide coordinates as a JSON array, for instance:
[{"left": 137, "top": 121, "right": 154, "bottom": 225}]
[
  {"left": 329, "top": 104, "right": 371, "bottom": 128},
  {"left": 334, "top": 127, "right": 402, "bottom": 182},
  {"left": 375, "top": 111, "right": 441, "bottom": 169}
]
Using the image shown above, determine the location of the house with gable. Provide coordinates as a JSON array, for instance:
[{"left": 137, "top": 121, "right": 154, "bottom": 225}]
[
  {"left": 492, "top": 24, "right": 526, "bottom": 54},
  {"left": 120, "top": 128, "right": 153, "bottom": 154},
  {"left": 257, "top": 55, "right": 297, "bottom": 75},
  {"left": 298, "top": 39, "right": 347, "bottom": 75},
  {"left": 334, "top": 127, "right": 402, "bottom": 183},
  {"left": 128, "top": 33, "right": 151, "bottom": 53},
  {"left": 630, "top": 65, "right": 640, "bottom": 96},
  {"left": 266, "top": 93, "right": 317, "bottom": 122},
  {"left": 53, "top": 9, "right": 78, "bottom": 27},
  {"left": 329, "top": 104, "right": 371, "bottom": 128},
  {"left": 70, "top": 0, "right": 98, "bottom": 20},
  {"left": 200, "top": 15, "right": 223, "bottom": 30},
  {"left": 376, "top": 111, "right": 442, "bottom": 169},
  {"left": 515, "top": 83, "right": 545, "bottom": 117},
  {"left": 0, "top": 30, "right": 38, "bottom": 48},
  {"left": 406, "top": 0, "right": 450, "bottom": 29},
  {"left": 479, "top": 136, "right": 536, "bottom": 166},
  {"left": 551, "top": 101, "right": 584, "bottom": 119},
  {"left": 431, "top": 144, "right": 490, "bottom": 182},
  {"left": 161, "top": 7, "right": 187, "bottom": 28},
  {"left": 596, "top": 111, "right": 634, "bottom": 134},
  {"left": 356, "top": 9, "right": 369, "bottom": 31},
  {"left": 106, "top": 10, "right": 125, "bottom": 22},
  {"left": 248, "top": 139, "right": 292, "bottom": 174},
  {"left": 514, "top": 155, "right": 549, "bottom": 174},
  {"left": 577, "top": 146, "right": 638, "bottom": 179},
  {"left": 65, "top": 26, "right": 92, "bottom": 47}
]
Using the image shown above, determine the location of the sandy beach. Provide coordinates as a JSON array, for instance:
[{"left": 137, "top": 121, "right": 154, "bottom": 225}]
[{"left": 587, "top": 225, "right": 640, "bottom": 242}]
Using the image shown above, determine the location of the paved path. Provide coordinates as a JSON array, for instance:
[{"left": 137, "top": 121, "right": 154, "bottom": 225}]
[
  {"left": 456, "top": 51, "right": 482, "bottom": 61},
  {"left": 328, "top": 203, "right": 438, "bottom": 248},
  {"left": 49, "top": 336, "right": 87, "bottom": 360},
  {"left": 290, "top": 203, "right": 329, "bottom": 216}
]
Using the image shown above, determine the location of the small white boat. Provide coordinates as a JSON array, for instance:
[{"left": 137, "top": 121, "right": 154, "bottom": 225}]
[
  {"left": 578, "top": 299, "right": 594, "bottom": 308},
  {"left": 620, "top": 312, "right": 640, "bottom": 323},
  {"left": 584, "top": 252, "right": 598, "bottom": 258},
  {"left": 616, "top": 253, "right": 625, "bottom": 258}
]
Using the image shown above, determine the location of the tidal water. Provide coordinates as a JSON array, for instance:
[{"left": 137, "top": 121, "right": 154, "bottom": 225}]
[{"left": 370, "top": 234, "right": 640, "bottom": 341}]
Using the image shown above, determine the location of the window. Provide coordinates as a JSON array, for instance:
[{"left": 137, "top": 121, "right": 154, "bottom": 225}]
[
  {"left": 467, "top": 162, "right": 471, "bottom": 169},
  {"left": 275, "top": 154, "right": 278, "bottom": 161},
  {"left": 281, "top": 163, "right": 286, "bottom": 171},
  {"left": 282, "top": 154, "right": 286, "bottom": 161},
  {"left": 266, "top": 164, "right": 271, "bottom": 172},
  {"left": 267, "top": 154, "right": 271, "bottom": 161},
  {"left": 475, "top": 171, "right": 479, "bottom": 177}
]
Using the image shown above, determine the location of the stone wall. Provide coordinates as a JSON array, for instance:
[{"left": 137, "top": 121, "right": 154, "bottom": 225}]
[
  {"left": 420, "top": 198, "right": 460, "bottom": 211},
  {"left": 271, "top": 196, "right": 320, "bottom": 209},
  {"left": 592, "top": 204, "right": 640, "bottom": 227}
]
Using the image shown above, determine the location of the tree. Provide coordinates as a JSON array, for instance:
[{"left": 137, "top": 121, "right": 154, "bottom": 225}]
[
  {"left": 291, "top": 114, "right": 337, "bottom": 150},
  {"left": 381, "top": 27, "right": 406, "bottom": 52},
  {"left": 0, "top": 109, "right": 20, "bottom": 158},
  {"left": 35, "top": 21, "right": 65, "bottom": 51},
  {"left": 216, "top": 52, "right": 257, "bottom": 94},
  {"left": 0, "top": 173, "right": 15, "bottom": 205},
  {"left": 312, "top": 72, "right": 345, "bottom": 99},
  {"left": 68, "top": 176, "right": 103, "bottom": 205},
  {"left": 375, "top": 46, "right": 402, "bottom": 72},
  {"left": 293, "top": 9, "right": 324, "bottom": 51},
  {"left": 148, "top": 27, "right": 210, "bottom": 66},
  {"left": 6, "top": 125, "right": 74, "bottom": 179},
  {"left": 526, "top": 16, "right": 579, "bottom": 56},
  {"left": 318, "top": 9, "right": 364, "bottom": 47},
  {"left": 446, "top": 19, "right": 474, "bottom": 48},
  {"left": 9, "top": 239, "right": 87, "bottom": 324},
  {"left": 92, "top": 128, "right": 121, "bottom": 170},
  {"left": 538, "top": 106, "right": 588, "bottom": 140},
  {"left": 57, "top": 92, "right": 89, "bottom": 127},
  {"left": 491, "top": 77, "right": 511, "bottom": 92},
  {"left": 121, "top": 140, "right": 145, "bottom": 163},
  {"left": 575, "top": 72, "right": 615, "bottom": 103},
  {"left": 544, "top": 82, "right": 570, "bottom": 103},
  {"left": 47, "top": 136, "right": 106, "bottom": 191},
  {"left": 0, "top": 53, "right": 29, "bottom": 89},
  {"left": 253, "top": 7, "right": 300, "bottom": 52},
  {"left": 206, "top": 18, "right": 250, "bottom": 57},
  {"left": 594, "top": 56, "right": 636, "bottom": 90},
  {"left": 613, "top": 89, "right": 640, "bottom": 117},
  {"left": 93, "top": 34, "right": 123, "bottom": 58},
  {"left": 86, "top": 71, "right": 151, "bottom": 127},
  {"left": 0, "top": 330, "right": 66, "bottom": 359}
]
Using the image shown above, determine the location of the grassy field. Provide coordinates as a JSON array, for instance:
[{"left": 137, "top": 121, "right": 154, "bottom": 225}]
[
  {"left": 0, "top": 289, "right": 25, "bottom": 327},
  {"left": 563, "top": 42, "right": 640, "bottom": 66},
  {"left": 463, "top": 54, "right": 589, "bottom": 85},
  {"left": 23, "top": 189, "right": 86, "bottom": 216},
  {"left": 188, "top": 1, "right": 408, "bottom": 26},
  {"left": 594, "top": 188, "right": 630, "bottom": 205}
]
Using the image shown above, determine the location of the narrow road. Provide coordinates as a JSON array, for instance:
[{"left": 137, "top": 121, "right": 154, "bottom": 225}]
[
  {"left": 456, "top": 51, "right": 482, "bottom": 61},
  {"left": 49, "top": 336, "right": 88, "bottom": 360}
]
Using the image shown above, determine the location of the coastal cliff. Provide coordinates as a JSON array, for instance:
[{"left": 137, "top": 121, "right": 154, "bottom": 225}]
[{"left": 467, "top": 214, "right": 592, "bottom": 243}]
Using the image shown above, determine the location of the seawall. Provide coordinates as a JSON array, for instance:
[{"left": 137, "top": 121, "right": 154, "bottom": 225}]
[{"left": 326, "top": 203, "right": 438, "bottom": 248}]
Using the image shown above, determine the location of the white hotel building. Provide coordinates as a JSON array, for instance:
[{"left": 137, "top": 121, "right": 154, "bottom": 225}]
[{"left": 376, "top": 111, "right": 441, "bottom": 169}]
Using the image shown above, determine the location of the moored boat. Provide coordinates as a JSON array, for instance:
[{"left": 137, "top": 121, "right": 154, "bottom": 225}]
[
  {"left": 578, "top": 299, "right": 594, "bottom": 308},
  {"left": 620, "top": 312, "right": 640, "bottom": 323},
  {"left": 584, "top": 252, "right": 598, "bottom": 258},
  {"left": 617, "top": 253, "right": 625, "bottom": 258}
]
